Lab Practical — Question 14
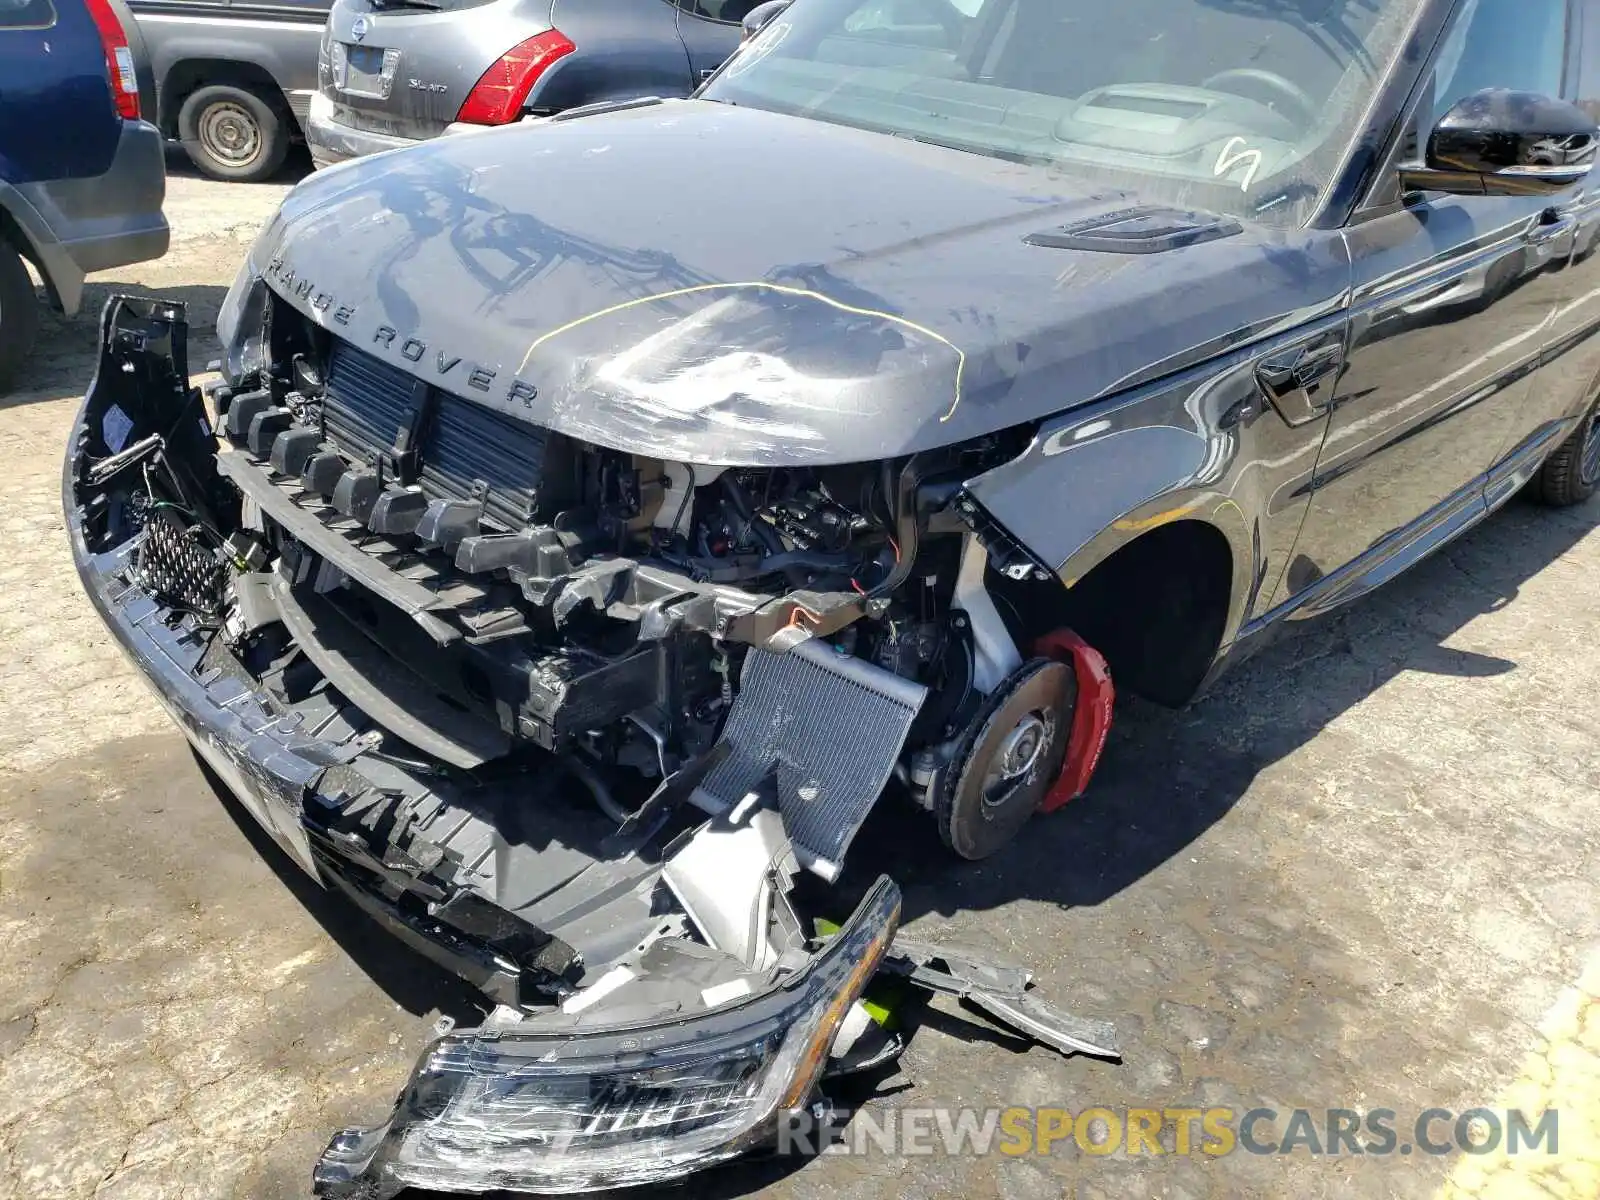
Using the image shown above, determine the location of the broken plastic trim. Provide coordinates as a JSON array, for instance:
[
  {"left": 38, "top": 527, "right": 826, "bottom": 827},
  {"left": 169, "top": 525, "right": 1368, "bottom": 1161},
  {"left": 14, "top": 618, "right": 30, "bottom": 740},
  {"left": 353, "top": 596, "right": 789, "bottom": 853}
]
[
  {"left": 882, "top": 938, "right": 1120, "bottom": 1060},
  {"left": 313, "top": 877, "right": 902, "bottom": 1198}
]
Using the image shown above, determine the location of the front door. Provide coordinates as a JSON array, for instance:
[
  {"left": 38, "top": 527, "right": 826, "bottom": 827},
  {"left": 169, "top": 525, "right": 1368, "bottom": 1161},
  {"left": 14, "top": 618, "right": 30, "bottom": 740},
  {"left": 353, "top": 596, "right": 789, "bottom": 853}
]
[{"left": 1282, "top": 0, "right": 1578, "bottom": 603}]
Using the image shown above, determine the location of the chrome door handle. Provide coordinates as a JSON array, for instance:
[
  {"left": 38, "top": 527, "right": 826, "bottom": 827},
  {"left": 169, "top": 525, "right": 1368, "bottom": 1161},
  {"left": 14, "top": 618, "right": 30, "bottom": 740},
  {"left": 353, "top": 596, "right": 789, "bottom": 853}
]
[
  {"left": 1528, "top": 206, "right": 1579, "bottom": 245},
  {"left": 1257, "top": 341, "right": 1344, "bottom": 396}
]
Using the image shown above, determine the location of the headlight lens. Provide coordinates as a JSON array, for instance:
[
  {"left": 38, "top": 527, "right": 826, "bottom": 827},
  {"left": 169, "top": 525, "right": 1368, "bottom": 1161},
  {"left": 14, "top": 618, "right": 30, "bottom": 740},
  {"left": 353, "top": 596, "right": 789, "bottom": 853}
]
[
  {"left": 315, "top": 877, "right": 900, "bottom": 1197},
  {"left": 216, "top": 258, "right": 268, "bottom": 385}
]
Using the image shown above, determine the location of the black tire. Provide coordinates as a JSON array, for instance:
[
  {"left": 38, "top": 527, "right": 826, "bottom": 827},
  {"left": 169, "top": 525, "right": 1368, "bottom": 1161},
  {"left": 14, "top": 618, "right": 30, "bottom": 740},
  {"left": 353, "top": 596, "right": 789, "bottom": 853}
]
[
  {"left": 178, "top": 84, "right": 289, "bottom": 183},
  {"left": 936, "top": 658, "right": 1075, "bottom": 861},
  {"left": 1534, "top": 396, "right": 1600, "bottom": 507},
  {"left": 0, "top": 243, "right": 40, "bottom": 394}
]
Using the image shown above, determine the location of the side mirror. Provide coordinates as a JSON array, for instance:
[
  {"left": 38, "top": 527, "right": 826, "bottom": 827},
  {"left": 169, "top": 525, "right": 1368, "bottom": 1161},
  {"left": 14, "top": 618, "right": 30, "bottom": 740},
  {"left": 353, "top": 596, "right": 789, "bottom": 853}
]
[
  {"left": 1400, "top": 89, "right": 1598, "bottom": 198},
  {"left": 742, "top": 0, "right": 792, "bottom": 40}
]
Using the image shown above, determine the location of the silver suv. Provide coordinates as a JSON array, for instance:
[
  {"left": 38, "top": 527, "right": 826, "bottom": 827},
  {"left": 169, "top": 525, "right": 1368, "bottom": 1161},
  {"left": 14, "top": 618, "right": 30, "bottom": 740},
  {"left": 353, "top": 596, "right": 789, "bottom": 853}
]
[{"left": 308, "top": 0, "right": 753, "bottom": 166}]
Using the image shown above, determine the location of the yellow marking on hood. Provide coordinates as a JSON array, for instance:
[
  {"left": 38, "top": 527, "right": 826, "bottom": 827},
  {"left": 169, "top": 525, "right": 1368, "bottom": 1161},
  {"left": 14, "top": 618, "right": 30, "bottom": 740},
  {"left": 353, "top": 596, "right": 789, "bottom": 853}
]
[{"left": 516, "top": 282, "right": 967, "bottom": 422}]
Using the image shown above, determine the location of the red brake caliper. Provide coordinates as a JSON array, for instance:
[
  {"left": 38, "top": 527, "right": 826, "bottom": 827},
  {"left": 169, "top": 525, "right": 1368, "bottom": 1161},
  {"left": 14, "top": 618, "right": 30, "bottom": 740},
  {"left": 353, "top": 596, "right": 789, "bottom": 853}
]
[{"left": 1033, "top": 630, "right": 1115, "bottom": 812}]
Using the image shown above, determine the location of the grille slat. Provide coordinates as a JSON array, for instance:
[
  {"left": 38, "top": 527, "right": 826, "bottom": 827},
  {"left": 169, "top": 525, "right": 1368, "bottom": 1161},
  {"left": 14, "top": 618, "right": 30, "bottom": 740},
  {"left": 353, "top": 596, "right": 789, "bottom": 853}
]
[
  {"left": 422, "top": 400, "right": 546, "bottom": 531},
  {"left": 323, "top": 344, "right": 416, "bottom": 461},
  {"left": 315, "top": 343, "right": 548, "bottom": 533}
]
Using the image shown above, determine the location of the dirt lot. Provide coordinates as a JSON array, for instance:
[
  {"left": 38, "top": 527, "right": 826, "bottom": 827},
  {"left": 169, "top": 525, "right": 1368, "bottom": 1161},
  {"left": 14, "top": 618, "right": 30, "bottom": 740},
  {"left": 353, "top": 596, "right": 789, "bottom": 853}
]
[{"left": 1, "top": 156, "right": 1597, "bottom": 1200}]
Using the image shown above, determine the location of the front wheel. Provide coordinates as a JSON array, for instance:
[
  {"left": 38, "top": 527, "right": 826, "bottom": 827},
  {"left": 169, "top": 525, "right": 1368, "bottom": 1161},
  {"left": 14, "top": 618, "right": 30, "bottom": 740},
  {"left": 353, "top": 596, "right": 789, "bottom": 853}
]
[
  {"left": 936, "top": 659, "right": 1076, "bottom": 861},
  {"left": 0, "top": 243, "right": 40, "bottom": 394},
  {"left": 178, "top": 84, "right": 289, "bottom": 183},
  {"left": 1534, "top": 397, "right": 1600, "bottom": 507}
]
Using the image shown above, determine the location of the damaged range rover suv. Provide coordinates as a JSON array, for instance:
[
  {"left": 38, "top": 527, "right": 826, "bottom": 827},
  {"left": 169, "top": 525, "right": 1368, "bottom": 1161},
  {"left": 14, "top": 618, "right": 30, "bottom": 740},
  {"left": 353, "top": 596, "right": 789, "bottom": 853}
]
[{"left": 66, "top": 0, "right": 1600, "bottom": 1192}]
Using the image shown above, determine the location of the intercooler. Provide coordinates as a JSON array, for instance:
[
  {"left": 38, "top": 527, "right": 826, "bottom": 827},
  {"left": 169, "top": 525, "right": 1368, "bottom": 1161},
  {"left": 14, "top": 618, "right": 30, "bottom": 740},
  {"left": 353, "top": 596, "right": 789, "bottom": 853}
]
[{"left": 318, "top": 342, "right": 550, "bottom": 533}]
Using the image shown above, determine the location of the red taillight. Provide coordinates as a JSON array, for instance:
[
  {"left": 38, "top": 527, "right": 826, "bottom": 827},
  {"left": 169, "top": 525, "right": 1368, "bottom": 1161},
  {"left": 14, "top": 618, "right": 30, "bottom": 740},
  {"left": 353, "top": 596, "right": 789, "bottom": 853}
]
[
  {"left": 455, "top": 30, "right": 575, "bottom": 126},
  {"left": 84, "top": 0, "right": 140, "bottom": 120}
]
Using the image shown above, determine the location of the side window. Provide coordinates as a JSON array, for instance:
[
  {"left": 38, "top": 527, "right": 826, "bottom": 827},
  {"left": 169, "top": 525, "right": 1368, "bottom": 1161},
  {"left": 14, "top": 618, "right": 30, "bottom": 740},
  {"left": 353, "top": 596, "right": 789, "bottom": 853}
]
[
  {"left": 0, "top": 0, "right": 55, "bottom": 28},
  {"left": 1429, "top": 0, "right": 1569, "bottom": 124},
  {"left": 679, "top": 0, "right": 767, "bottom": 25}
]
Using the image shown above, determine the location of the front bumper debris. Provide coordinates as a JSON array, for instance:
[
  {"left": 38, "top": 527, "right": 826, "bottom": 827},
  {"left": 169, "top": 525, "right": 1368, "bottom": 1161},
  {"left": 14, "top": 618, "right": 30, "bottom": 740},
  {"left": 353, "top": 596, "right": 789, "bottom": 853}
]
[
  {"left": 313, "top": 921, "right": 1120, "bottom": 1199},
  {"left": 66, "top": 296, "right": 1119, "bottom": 1195},
  {"left": 314, "top": 878, "right": 903, "bottom": 1198}
]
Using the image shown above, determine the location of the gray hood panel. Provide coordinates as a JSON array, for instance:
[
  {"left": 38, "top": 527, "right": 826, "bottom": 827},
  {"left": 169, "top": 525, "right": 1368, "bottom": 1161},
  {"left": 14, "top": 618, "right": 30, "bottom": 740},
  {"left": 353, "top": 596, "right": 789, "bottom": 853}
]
[{"left": 253, "top": 100, "right": 1350, "bottom": 466}]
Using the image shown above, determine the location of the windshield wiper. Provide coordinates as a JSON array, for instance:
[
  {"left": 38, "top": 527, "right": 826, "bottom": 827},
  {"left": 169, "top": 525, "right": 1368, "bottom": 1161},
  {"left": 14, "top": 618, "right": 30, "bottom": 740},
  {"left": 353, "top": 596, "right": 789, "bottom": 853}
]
[
  {"left": 368, "top": 0, "right": 443, "bottom": 10},
  {"left": 902, "top": 131, "right": 1059, "bottom": 169}
]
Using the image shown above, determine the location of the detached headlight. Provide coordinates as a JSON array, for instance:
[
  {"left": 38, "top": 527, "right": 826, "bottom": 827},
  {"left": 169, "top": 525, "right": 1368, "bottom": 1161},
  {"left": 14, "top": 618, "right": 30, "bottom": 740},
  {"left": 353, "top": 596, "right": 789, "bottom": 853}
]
[
  {"left": 314, "top": 877, "right": 901, "bottom": 1198},
  {"left": 216, "top": 258, "right": 268, "bottom": 385}
]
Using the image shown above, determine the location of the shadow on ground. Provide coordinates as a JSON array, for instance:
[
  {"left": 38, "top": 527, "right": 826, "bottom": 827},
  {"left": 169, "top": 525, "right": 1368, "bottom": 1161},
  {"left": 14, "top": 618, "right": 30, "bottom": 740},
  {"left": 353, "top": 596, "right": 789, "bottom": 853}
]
[{"left": 4, "top": 281, "right": 231, "bottom": 408}]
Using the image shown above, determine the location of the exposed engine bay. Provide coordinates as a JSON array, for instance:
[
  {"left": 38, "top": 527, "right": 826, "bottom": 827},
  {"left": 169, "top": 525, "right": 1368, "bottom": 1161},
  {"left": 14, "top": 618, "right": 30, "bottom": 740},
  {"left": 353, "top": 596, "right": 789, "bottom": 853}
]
[
  {"left": 68, "top": 296, "right": 1117, "bottom": 1197},
  {"left": 195, "top": 281, "right": 1092, "bottom": 866}
]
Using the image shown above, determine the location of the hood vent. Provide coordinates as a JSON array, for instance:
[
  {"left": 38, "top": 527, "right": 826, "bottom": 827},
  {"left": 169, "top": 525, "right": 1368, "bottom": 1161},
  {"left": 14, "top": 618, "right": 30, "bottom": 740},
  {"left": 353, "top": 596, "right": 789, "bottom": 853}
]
[{"left": 1025, "top": 206, "right": 1243, "bottom": 255}]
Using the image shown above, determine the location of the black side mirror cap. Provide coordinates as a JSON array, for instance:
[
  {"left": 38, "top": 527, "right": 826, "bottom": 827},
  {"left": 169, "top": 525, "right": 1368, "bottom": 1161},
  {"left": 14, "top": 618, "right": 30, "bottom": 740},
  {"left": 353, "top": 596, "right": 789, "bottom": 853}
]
[
  {"left": 1400, "top": 89, "right": 1598, "bottom": 198},
  {"left": 742, "top": 0, "right": 793, "bottom": 41}
]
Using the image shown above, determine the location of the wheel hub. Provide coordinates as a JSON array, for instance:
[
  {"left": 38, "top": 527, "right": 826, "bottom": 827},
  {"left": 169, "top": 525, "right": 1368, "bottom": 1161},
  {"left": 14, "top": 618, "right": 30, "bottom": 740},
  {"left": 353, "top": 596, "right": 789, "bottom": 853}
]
[
  {"left": 981, "top": 710, "right": 1054, "bottom": 807},
  {"left": 199, "top": 102, "right": 261, "bottom": 167},
  {"left": 937, "top": 658, "right": 1076, "bottom": 860}
]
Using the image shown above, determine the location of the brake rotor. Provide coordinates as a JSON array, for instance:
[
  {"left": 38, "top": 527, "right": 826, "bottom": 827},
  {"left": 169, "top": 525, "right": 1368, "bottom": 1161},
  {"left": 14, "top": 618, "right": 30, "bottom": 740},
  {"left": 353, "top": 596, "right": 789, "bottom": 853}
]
[{"left": 936, "top": 658, "right": 1076, "bottom": 861}]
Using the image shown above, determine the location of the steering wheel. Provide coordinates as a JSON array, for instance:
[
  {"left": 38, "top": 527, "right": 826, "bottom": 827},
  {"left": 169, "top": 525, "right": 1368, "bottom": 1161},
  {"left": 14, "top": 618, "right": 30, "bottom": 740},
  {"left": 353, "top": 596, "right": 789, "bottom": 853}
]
[{"left": 1201, "top": 68, "right": 1318, "bottom": 127}]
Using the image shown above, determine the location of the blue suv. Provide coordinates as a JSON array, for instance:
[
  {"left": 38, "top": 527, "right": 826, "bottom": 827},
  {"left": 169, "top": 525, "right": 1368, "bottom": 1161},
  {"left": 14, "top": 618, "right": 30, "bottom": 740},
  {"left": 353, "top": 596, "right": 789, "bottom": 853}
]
[{"left": 0, "top": 0, "right": 169, "bottom": 391}]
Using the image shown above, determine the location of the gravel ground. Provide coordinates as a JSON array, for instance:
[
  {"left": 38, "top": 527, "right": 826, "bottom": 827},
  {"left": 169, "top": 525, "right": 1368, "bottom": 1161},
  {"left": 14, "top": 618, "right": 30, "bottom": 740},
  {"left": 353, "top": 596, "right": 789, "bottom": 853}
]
[{"left": 0, "top": 151, "right": 1596, "bottom": 1200}]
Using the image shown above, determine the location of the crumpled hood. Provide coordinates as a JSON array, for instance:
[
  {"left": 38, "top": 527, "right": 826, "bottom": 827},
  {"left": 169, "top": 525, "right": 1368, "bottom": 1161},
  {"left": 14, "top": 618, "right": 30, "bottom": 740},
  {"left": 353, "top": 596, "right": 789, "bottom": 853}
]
[{"left": 249, "top": 100, "right": 1347, "bottom": 466}]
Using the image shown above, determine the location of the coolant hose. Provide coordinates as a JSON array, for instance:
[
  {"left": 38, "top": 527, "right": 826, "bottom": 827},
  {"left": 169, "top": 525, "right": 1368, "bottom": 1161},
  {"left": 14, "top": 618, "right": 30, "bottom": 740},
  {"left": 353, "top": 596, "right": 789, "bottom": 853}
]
[
  {"left": 722, "top": 474, "right": 811, "bottom": 588},
  {"left": 558, "top": 755, "right": 631, "bottom": 825},
  {"left": 866, "top": 456, "right": 924, "bottom": 602}
]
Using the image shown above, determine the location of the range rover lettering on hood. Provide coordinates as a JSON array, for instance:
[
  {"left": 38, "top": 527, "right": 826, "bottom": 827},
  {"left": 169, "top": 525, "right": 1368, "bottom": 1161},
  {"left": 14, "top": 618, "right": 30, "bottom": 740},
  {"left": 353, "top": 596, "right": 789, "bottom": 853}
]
[{"left": 263, "top": 256, "right": 541, "bottom": 407}]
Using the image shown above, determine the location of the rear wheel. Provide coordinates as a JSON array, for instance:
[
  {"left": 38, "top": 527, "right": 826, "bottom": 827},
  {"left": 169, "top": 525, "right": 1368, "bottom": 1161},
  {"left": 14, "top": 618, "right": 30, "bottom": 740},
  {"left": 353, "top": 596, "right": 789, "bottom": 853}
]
[
  {"left": 178, "top": 84, "right": 288, "bottom": 183},
  {"left": 1534, "top": 396, "right": 1600, "bottom": 507},
  {"left": 0, "top": 244, "right": 39, "bottom": 394}
]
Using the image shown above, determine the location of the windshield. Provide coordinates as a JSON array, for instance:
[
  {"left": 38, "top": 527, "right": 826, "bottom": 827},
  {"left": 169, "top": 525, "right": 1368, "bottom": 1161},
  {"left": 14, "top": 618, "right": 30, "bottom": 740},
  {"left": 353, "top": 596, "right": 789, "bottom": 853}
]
[{"left": 705, "top": 0, "right": 1425, "bottom": 227}]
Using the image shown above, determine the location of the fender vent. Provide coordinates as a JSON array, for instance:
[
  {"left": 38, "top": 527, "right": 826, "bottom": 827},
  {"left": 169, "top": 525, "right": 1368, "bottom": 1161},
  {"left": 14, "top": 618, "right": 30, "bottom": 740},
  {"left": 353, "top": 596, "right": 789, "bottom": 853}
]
[{"left": 1025, "top": 206, "right": 1243, "bottom": 254}]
